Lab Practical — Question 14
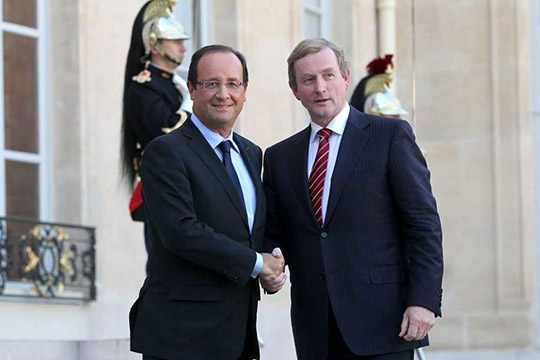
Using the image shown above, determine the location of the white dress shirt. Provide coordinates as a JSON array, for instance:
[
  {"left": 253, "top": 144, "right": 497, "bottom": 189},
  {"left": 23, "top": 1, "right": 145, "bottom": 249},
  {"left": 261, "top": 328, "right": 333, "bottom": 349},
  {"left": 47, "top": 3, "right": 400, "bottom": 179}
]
[{"left": 307, "top": 104, "right": 350, "bottom": 224}]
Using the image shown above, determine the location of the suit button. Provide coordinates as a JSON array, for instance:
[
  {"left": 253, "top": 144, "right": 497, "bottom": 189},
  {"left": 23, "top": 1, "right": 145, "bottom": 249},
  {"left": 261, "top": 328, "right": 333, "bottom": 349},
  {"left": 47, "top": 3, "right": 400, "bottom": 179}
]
[
  {"left": 320, "top": 273, "right": 326, "bottom": 280},
  {"left": 321, "top": 232, "right": 328, "bottom": 239}
]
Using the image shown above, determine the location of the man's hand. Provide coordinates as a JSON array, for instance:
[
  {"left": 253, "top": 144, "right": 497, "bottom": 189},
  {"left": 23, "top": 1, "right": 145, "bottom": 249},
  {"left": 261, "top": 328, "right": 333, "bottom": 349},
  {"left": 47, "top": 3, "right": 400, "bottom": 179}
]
[
  {"left": 260, "top": 248, "right": 287, "bottom": 292},
  {"left": 260, "top": 248, "right": 285, "bottom": 276},
  {"left": 398, "top": 306, "right": 435, "bottom": 341}
]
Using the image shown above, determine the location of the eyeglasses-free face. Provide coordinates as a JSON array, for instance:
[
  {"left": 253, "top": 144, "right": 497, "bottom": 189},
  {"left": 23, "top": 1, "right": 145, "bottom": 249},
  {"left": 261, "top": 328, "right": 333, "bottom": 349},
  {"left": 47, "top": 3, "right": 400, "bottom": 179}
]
[{"left": 291, "top": 47, "right": 350, "bottom": 127}]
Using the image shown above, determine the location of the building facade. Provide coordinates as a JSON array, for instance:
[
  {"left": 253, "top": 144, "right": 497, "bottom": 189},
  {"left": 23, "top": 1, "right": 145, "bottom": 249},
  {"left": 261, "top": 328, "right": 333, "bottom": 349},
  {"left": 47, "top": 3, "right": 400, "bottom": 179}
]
[{"left": 0, "top": 0, "right": 538, "bottom": 359}]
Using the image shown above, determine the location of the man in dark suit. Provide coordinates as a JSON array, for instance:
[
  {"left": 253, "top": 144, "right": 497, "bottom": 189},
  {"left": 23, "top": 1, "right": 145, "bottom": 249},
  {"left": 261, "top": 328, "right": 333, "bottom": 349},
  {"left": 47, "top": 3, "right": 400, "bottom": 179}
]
[
  {"left": 130, "top": 45, "right": 285, "bottom": 360},
  {"left": 262, "top": 38, "right": 443, "bottom": 360}
]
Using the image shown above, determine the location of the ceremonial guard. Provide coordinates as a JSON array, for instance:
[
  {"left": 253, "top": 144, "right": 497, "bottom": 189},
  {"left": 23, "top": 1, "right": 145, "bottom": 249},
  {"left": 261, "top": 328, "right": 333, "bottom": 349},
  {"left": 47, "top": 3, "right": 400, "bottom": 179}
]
[
  {"left": 350, "top": 54, "right": 408, "bottom": 118},
  {"left": 121, "top": 0, "right": 191, "bottom": 252}
]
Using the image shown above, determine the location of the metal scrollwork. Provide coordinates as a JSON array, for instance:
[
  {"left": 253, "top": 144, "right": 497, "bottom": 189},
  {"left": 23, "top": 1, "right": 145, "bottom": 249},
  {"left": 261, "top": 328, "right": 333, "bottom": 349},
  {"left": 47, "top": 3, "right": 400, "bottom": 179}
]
[
  {"left": 0, "top": 217, "right": 96, "bottom": 302},
  {"left": 0, "top": 221, "right": 10, "bottom": 294}
]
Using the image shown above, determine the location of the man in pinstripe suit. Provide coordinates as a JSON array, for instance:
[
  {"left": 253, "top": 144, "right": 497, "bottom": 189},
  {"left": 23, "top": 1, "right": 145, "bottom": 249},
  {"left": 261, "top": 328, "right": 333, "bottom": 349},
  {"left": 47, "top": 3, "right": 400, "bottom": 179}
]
[{"left": 262, "top": 38, "right": 443, "bottom": 360}]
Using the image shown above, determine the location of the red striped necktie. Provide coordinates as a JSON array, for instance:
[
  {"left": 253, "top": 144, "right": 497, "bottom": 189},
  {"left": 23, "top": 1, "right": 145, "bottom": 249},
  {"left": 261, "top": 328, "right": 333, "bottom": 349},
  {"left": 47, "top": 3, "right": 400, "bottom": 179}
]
[{"left": 309, "top": 128, "right": 332, "bottom": 226}]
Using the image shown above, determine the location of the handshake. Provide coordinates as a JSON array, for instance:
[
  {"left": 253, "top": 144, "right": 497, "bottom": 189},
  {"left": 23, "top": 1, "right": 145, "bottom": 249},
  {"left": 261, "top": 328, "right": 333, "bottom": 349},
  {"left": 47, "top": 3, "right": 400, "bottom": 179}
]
[{"left": 259, "top": 248, "right": 287, "bottom": 292}]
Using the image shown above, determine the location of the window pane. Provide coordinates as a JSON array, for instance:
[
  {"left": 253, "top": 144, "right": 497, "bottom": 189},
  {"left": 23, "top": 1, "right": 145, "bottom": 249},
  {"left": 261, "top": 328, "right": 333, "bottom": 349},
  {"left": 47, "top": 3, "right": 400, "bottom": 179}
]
[
  {"left": 303, "top": 12, "right": 321, "bottom": 38},
  {"left": 4, "top": 32, "right": 38, "bottom": 153},
  {"left": 305, "top": 0, "right": 321, "bottom": 8},
  {"left": 6, "top": 160, "right": 39, "bottom": 219},
  {"left": 3, "top": 0, "right": 37, "bottom": 28}
]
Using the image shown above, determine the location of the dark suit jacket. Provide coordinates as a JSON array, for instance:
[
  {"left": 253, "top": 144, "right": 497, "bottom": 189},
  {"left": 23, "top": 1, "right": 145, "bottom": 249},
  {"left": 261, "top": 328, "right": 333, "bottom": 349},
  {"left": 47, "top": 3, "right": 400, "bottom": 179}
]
[
  {"left": 130, "top": 118, "right": 265, "bottom": 360},
  {"left": 263, "top": 107, "right": 443, "bottom": 359}
]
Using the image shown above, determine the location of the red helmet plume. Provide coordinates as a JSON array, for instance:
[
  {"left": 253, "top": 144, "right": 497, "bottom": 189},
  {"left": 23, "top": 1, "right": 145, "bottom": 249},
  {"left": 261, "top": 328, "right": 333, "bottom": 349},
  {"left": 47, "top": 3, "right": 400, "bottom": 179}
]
[{"left": 366, "top": 54, "right": 394, "bottom": 75}]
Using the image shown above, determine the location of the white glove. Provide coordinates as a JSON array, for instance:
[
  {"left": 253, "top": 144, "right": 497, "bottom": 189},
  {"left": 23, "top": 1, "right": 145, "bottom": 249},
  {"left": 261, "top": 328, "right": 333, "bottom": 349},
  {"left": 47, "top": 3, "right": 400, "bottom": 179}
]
[{"left": 172, "top": 73, "right": 193, "bottom": 113}]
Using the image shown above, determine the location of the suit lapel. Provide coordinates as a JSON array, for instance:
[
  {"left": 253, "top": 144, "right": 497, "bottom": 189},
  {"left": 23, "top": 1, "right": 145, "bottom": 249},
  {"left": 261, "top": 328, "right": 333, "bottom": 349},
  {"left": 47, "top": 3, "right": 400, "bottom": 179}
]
[
  {"left": 325, "top": 110, "right": 371, "bottom": 226},
  {"left": 291, "top": 127, "right": 321, "bottom": 228},
  {"left": 182, "top": 119, "right": 249, "bottom": 228}
]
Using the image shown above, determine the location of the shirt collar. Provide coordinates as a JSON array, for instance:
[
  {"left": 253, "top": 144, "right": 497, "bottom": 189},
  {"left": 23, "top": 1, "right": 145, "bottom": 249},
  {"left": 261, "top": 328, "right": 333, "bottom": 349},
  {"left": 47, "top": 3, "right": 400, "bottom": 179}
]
[
  {"left": 309, "top": 103, "right": 350, "bottom": 144},
  {"left": 190, "top": 114, "right": 240, "bottom": 153}
]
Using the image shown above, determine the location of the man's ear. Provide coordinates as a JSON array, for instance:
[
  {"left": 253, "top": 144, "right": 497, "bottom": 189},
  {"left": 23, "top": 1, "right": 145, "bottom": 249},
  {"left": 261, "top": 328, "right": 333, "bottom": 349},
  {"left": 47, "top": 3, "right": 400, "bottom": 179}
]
[
  {"left": 289, "top": 83, "right": 300, "bottom": 101},
  {"left": 344, "top": 68, "right": 351, "bottom": 89},
  {"left": 187, "top": 80, "right": 195, "bottom": 100}
]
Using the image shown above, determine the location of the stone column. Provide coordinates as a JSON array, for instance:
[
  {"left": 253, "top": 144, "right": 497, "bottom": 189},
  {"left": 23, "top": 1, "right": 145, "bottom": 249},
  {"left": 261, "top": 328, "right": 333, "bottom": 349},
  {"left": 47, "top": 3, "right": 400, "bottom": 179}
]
[{"left": 376, "top": 0, "right": 397, "bottom": 55}]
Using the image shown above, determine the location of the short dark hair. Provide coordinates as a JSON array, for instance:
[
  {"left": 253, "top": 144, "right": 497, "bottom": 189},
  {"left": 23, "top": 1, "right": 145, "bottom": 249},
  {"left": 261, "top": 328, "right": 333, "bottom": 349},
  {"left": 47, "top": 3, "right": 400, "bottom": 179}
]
[{"left": 188, "top": 45, "right": 249, "bottom": 86}]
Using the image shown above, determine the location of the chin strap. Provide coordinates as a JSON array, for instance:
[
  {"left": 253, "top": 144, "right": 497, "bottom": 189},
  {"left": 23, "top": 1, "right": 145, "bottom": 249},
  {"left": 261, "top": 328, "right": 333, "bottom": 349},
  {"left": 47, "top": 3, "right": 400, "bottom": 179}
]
[
  {"left": 155, "top": 42, "right": 181, "bottom": 66},
  {"left": 163, "top": 51, "right": 181, "bottom": 66}
]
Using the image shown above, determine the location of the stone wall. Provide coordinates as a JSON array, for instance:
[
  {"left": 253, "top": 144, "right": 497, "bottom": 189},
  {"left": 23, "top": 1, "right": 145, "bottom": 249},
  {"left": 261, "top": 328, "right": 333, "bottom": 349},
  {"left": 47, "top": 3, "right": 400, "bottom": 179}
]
[{"left": 396, "top": 0, "right": 535, "bottom": 349}]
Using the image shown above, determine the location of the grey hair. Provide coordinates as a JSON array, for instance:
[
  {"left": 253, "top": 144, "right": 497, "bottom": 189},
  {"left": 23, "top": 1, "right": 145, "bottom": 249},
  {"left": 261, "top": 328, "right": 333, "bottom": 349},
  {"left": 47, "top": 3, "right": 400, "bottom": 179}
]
[{"left": 287, "top": 38, "right": 349, "bottom": 88}]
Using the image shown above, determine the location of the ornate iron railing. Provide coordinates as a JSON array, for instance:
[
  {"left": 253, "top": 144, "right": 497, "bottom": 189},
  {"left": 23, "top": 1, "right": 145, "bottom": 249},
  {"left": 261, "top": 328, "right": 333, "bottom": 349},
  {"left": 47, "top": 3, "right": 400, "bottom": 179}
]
[{"left": 0, "top": 217, "right": 96, "bottom": 302}]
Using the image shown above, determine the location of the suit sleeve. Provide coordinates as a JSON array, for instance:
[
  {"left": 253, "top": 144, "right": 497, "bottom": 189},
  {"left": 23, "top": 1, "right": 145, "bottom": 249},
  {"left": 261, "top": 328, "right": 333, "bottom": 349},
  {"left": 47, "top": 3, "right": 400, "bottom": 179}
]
[
  {"left": 263, "top": 148, "right": 285, "bottom": 256},
  {"left": 387, "top": 120, "right": 444, "bottom": 316},
  {"left": 141, "top": 138, "right": 257, "bottom": 286}
]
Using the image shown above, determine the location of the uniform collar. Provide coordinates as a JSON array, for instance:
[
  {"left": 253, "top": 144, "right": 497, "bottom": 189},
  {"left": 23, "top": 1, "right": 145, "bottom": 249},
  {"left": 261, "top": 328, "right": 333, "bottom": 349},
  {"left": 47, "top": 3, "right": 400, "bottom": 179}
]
[{"left": 149, "top": 64, "right": 174, "bottom": 79}]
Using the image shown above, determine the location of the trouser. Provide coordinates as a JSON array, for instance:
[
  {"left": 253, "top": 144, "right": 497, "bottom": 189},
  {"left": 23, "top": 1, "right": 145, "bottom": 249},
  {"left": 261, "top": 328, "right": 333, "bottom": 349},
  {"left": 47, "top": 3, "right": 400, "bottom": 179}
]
[{"left": 327, "top": 303, "right": 414, "bottom": 360}]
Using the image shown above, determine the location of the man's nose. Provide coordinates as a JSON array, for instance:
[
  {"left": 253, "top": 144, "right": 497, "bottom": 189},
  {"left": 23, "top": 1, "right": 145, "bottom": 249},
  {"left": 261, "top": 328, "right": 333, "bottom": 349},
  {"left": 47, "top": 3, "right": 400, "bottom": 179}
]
[
  {"left": 215, "top": 84, "right": 231, "bottom": 98},
  {"left": 314, "top": 77, "right": 326, "bottom": 93}
]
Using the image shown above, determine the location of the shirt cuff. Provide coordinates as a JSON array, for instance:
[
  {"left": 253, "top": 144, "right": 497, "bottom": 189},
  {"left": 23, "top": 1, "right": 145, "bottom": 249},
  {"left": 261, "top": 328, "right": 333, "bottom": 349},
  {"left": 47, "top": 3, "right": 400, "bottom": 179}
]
[{"left": 251, "top": 252, "right": 263, "bottom": 278}]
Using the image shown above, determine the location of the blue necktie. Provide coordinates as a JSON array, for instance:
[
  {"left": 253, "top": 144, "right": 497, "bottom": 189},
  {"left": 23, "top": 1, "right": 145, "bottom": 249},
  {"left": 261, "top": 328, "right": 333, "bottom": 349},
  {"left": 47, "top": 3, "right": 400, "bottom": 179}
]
[{"left": 218, "top": 140, "right": 245, "bottom": 206}]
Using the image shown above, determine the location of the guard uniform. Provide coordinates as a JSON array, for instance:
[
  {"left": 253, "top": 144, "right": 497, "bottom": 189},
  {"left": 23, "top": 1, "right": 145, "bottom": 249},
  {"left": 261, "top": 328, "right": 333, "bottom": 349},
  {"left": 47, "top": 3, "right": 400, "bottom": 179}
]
[
  {"left": 126, "top": 64, "right": 186, "bottom": 152},
  {"left": 121, "top": 0, "right": 190, "bottom": 246},
  {"left": 350, "top": 54, "right": 408, "bottom": 117}
]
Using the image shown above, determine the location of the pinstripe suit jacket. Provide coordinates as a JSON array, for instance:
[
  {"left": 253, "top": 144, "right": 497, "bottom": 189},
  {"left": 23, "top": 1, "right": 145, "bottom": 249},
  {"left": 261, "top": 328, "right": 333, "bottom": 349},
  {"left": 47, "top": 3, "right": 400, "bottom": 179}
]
[{"left": 263, "top": 107, "right": 443, "bottom": 359}]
